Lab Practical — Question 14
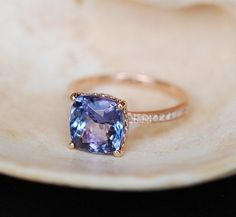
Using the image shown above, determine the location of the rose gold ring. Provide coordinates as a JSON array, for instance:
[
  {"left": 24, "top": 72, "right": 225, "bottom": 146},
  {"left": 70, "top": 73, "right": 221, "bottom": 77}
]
[{"left": 68, "top": 73, "right": 189, "bottom": 157}]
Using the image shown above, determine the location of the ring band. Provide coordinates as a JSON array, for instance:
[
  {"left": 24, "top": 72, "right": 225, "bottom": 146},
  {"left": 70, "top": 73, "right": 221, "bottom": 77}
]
[{"left": 68, "top": 73, "right": 189, "bottom": 157}]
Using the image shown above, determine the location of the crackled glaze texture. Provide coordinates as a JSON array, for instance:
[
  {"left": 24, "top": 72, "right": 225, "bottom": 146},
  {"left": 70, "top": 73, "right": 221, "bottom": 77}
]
[{"left": 0, "top": 0, "right": 236, "bottom": 190}]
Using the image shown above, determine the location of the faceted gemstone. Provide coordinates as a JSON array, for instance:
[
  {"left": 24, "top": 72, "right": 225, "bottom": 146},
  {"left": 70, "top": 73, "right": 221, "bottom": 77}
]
[{"left": 70, "top": 95, "right": 126, "bottom": 154}]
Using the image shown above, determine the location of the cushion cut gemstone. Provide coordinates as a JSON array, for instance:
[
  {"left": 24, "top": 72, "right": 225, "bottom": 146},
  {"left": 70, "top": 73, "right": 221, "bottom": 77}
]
[{"left": 70, "top": 94, "right": 126, "bottom": 154}]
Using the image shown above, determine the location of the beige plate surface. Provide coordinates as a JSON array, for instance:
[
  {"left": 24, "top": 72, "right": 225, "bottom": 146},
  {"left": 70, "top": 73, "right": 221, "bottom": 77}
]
[{"left": 0, "top": 1, "right": 236, "bottom": 190}]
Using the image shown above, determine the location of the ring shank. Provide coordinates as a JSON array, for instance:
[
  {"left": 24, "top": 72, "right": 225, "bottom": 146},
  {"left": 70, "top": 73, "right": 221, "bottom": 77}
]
[{"left": 69, "top": 73, "right": 189, "bottom": 124}]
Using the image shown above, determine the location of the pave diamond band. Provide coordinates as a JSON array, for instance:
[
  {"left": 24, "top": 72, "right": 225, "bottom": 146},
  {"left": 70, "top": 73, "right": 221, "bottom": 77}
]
[
  {"left": 68, "top": 73, "right": 189, "bottom": 156},
  {"left": 128, "top": 108, "right": 187, "bottom": 124}
]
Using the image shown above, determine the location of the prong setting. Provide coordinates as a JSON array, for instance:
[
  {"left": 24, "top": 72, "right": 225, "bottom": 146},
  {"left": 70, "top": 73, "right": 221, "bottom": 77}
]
[
  {"left": 68, "top": 141, "right": 75, "bottom": 149},
  {"left": 70, "top": 92, "right": 79, "bottom": 101},
  {"left": 113, "top": 149, "right": 124, "bottom": 157},
  {"left": 117, "top": 100, "right": 127, "bottom": 110}
]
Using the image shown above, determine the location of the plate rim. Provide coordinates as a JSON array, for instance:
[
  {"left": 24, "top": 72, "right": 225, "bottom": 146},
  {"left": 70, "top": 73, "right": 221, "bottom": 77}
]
[{"left": 0, "top": 154, "right": 235, "bottom": 191}]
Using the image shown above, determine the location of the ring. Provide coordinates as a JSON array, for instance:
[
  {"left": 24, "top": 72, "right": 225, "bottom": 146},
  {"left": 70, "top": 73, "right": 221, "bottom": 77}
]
[{"left": 68, "top": 73, "right": 189, "bottom": 157}]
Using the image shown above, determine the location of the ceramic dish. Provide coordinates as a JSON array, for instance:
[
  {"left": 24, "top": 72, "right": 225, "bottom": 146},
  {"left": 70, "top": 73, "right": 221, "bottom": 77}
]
[{"left": 0, "top": 1, "right": 236, "bottom": 190}]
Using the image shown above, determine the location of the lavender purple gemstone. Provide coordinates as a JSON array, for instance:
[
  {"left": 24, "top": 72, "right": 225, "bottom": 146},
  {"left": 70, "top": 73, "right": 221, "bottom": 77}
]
[{"left": 70, "top": 95, "right": 126, "bottom": 154}]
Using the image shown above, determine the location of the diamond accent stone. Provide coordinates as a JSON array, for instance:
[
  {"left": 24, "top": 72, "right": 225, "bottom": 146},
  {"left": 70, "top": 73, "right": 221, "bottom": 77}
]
[
  {"left": 152, "top": 115, "right": 159, "bottom": 122},
  {"left": 159, "top": 114, "right": 166, "bottom": 121},
  {"left": 166, "top": 113, "right": 172, "bottom": 120}
]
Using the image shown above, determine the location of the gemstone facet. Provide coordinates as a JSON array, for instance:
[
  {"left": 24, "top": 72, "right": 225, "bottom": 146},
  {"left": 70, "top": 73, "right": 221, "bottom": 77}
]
[{"left": 70, "top": 94, "right": 127, "bottom": 155}]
